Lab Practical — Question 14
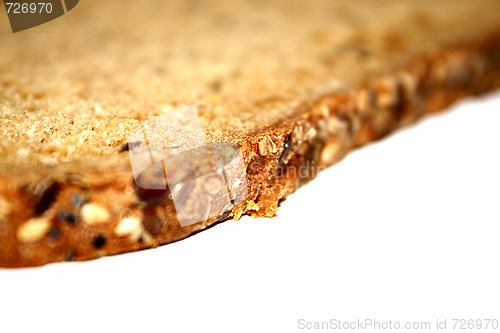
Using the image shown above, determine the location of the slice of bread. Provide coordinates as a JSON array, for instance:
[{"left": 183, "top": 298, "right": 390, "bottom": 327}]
[{"left": 1, "top": 0, "right": 500, "bottom": 267}]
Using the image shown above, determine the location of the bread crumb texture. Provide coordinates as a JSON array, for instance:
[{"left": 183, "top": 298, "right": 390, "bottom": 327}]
[{"left": 1, "top": 0, "right": 499, "bottom": 167}]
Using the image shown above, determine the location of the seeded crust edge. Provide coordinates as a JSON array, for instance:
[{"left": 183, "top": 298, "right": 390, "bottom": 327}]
[{"left": 1, "top": 32, "right": 500, "bottom": 268}]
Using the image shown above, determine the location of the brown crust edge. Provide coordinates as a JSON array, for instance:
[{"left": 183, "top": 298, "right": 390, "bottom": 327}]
[{"left": 1, "top": 31, "right": 500, "bottom": 268}]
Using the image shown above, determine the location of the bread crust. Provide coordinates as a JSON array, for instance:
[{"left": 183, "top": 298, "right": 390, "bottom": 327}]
[{"left": 1, "top": 30, "right": 499, "bottom": 267}]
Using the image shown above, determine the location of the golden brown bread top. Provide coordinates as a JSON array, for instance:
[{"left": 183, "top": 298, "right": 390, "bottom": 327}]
[{"left": 1, "top": 0, "right": 500, "bottom": 172}]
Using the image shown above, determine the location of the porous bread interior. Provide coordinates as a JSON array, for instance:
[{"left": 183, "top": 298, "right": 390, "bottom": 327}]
[{"left": 1, "top": 0, "right": 500, "bottom": 173}]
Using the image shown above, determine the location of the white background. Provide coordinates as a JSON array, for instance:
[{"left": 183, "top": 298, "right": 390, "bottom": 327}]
[{"left": 1, "top": 93, "right": 499, "bottom": 333}]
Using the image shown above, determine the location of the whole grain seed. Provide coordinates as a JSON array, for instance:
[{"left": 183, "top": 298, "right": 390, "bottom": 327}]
[
  {"left": 115, "top": 217, "right": 142, "bottom": 239},
  {"left": 278, "top": 134, "right": 293, "bottom": 165},
  {"left": 33, "top": 178, "right": 59, "bottom": 215},
  {"left": 258, "top": 138, "right": 268, "bottom": 156},
  {"left": 140, "top": 231, "right": 154, "bottom": 246},
  {"left": 267, "top": 137, "right": 277, "bottom": 154},
  {"left": 320, "top": 141, "right": 340, "bottom": 165},
  {"left": 142, "top": 214, "right": 163, "bottom": 236},
  {"left": 81, "top": 203, "right": 110, "bottom": 225},
  {"left": 58, "top": 211, "right": 78, "bottom": 224},
  {"left": 16, "top": 217, "right": 51, "bottom": 243},
  {"left": 92, "top": 235, "right": 107, "bottom": 248}
]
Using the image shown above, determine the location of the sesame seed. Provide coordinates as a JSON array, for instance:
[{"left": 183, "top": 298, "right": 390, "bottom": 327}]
[
  {"left": 114, "top": 217, "right": 142, "bottom": 240},
  {"left": 81, "top": 203, "right": 110, "bottom": 225},
  {"left": 16, "top": 217, "right": 51, "bottom": 243}
]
